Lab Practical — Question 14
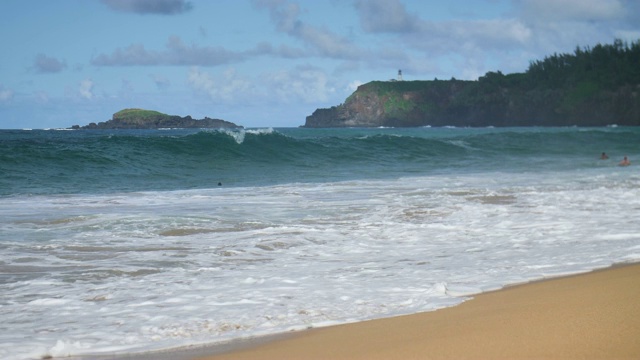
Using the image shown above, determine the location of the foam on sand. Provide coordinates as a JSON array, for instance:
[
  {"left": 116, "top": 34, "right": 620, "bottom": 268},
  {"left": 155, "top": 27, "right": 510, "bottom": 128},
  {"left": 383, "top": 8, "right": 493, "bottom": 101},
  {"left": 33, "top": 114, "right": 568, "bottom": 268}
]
[{"left": 199, "top": 262, "right": 640, "bottom": 360}]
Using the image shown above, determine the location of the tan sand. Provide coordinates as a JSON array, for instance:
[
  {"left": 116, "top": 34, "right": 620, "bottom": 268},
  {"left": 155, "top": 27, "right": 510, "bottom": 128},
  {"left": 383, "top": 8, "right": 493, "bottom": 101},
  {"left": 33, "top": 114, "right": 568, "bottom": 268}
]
[{"left": 198, "top": 263, "right": 640, "bottom": 360}]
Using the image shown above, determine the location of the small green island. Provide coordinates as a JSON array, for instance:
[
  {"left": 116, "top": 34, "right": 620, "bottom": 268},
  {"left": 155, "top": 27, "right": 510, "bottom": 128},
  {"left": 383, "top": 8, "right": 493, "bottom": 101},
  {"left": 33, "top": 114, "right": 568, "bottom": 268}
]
[{"left": 71, "top": 108, "right": 242, "bottom": 129}]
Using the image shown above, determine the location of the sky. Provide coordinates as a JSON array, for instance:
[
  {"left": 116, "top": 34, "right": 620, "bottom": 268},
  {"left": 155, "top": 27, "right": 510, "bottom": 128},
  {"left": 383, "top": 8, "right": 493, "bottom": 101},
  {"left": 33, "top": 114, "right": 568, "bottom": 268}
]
[{"left": 1, "top": 0, "right": 639, "bottom": 129}]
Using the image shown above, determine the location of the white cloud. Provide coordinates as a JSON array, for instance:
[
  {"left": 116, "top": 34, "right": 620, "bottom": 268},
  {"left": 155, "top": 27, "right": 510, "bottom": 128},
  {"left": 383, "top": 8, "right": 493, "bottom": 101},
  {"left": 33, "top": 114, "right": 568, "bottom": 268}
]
[
  {"left": 400, "top": 18, "right": 533, "bottom": 54},
  {"left": 509, "top": 0, "right": 634, "bottom": 55},
  {"left": 264, "top": 66, "right": 334, "bottom": 103},
  {"left": 254, "top": 0, "right": 364, "bottom": 60},
  {"left": 187, "top": 67, "right": 215, "bottom": 95},
  {"left": 347, "top": 0, "right": 639, "bottom": 78},
  {"left": 187, "top": 67, "right": 252, "bottom": 102},
  {"left": 79, "top": 79, "right": 94, "bottom": 100},
  {"left": 296, "top": 25, "right": 363, "bottom": 59},
  {"left": 92, "top": 43, "right": 158, "bottom": 66},
  {"left": 92, "top": 36, "right": 277, "bottom": 67},
  {"left": 164, "top": 36, "right": 247, "bottom": 66},
  {"left": 348, "top": 0, "right": 536, "bottom": 78},
  {"left": 187, "top": 64, "right": 335, "bottom": 105},
  {"left": 347, "top": 80, "right": 363, "bottom": 92}
]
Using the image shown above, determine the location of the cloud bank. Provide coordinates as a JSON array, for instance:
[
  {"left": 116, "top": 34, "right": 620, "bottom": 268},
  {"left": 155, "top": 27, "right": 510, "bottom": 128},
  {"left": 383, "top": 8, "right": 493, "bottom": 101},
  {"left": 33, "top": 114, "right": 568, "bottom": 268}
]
[
  {"left": 91, "top": 36, "right": 250, "bottom": 66},
  {"left": 354, "top": 0, "right": 420, "bottom": 33},
  {"left": 34, "top": 54, "right": 67, "bottom": 73},
  {"left": 92, "top": 0, "right": 638, "bottom": 76},
  {"left": 187, "top": 65, "right": 335, "bottom": 105},
  {"left": 188, "top": 67, "right": 252, "bottom": 102},
  {"left": 253, "top": 0, "right": 365, "bottom": 60},
  {"left": 101, "top": 0, "right": 192, "bottom": 15}
]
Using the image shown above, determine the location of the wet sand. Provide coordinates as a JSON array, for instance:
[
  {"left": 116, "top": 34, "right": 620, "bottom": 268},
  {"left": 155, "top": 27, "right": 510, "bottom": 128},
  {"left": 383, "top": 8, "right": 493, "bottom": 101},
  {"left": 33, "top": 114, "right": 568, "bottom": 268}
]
[{"left": 196, "top": 263, "right": 640, "bottom": 360}]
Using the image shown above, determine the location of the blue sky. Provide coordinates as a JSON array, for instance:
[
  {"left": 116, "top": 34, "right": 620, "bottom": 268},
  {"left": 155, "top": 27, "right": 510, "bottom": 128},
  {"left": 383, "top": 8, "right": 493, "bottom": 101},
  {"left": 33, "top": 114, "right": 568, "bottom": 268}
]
[{"left": 1, "top": 0, "right": 639, "bottom": 129}]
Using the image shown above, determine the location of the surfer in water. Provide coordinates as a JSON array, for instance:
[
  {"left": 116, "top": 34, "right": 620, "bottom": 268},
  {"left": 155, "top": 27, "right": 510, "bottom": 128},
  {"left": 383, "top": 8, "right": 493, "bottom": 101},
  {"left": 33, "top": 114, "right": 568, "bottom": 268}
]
[
  {"left": 619, "top": 156, "right": 630, "bottom": 166},
  {"left": 600, "top": 152, "right": 609, "bottom": 160}
]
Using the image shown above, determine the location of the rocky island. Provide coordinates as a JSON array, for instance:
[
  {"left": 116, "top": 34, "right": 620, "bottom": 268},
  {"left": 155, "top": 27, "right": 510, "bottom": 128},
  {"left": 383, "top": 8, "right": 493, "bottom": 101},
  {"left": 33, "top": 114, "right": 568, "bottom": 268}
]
[
  {"left": 71, "top": 108, "right": 242, "bottom": 129},
  {"left": 304, "top": 39, "right": 640, "bottom": 128}
]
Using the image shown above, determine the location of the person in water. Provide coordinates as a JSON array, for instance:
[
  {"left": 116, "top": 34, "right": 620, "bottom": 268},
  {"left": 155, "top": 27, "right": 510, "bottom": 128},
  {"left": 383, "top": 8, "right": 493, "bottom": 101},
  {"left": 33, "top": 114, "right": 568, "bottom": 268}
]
[
  {"left": 619, "top": 156, "right": 630, "bottom": 166},
  {"left": 600, "top": 152, "right": 609, "bottom": 160}
]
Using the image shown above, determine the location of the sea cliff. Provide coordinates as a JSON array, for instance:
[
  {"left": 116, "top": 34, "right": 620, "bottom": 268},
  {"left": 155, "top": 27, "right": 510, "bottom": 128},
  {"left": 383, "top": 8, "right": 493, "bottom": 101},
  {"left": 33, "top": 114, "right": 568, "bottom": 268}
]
[
  {"left": 72, "top": 109, "right": 242, "bottom": 129},
  {"left": 304, "top": 40, "right": 640, "bottom": 128}
]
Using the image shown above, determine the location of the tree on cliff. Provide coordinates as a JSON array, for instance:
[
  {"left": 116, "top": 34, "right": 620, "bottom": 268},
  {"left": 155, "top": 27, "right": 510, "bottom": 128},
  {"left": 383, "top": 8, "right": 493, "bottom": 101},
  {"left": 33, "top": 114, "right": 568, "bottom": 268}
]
[{"left": 522, "top": 39, "right": 640, "bottom": 90}]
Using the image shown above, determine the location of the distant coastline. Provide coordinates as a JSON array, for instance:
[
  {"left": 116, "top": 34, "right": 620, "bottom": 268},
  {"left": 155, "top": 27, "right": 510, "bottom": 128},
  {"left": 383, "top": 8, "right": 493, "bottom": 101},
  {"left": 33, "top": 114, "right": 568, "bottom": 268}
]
[
  {"left": 71, "top": 108, "right": 242, "bottom": 130},
  {"left": 304, "top": 39, "right": 640, "bottom": 128}
]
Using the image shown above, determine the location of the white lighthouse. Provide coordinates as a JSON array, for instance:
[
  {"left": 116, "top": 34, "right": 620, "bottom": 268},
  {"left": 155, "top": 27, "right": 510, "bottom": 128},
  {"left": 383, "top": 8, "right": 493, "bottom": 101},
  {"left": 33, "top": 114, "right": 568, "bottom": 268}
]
[{"left": 397, "top": 69, "right": 403, "bottom": 81}]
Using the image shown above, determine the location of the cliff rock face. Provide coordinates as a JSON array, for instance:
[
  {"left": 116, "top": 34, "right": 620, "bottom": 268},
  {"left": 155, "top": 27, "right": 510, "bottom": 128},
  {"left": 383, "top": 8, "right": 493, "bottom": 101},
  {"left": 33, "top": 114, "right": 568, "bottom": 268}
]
[
  {"left": 72, "top": 109, "right": 242, "bottom": 129},
  {"left": 304, "top": 80, "right": 640, "bottom": 128}
]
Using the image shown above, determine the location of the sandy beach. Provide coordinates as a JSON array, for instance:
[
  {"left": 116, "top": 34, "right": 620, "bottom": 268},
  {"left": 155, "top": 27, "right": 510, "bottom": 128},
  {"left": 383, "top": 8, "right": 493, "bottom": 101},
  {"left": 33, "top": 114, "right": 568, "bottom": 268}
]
[{"left": 196, "top": 263, "right": 640, "bottom": 360}]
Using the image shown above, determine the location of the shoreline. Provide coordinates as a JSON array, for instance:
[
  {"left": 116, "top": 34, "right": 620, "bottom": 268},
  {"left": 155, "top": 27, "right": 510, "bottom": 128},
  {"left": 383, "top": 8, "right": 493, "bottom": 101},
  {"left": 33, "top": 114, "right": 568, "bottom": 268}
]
[
  {"left": 197, "top": 261, "right": 640, "bottom": 359},
  {"left": 66, "top": 262, "right": 640, "bottom": 360}
]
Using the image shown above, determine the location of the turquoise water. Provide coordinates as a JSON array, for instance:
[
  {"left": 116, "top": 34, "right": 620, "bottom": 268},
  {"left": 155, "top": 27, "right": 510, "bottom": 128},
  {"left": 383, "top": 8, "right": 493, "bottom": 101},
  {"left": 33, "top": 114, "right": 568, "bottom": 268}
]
[{"left": 2, "top": 126, "right": 638, "bottom": 195}]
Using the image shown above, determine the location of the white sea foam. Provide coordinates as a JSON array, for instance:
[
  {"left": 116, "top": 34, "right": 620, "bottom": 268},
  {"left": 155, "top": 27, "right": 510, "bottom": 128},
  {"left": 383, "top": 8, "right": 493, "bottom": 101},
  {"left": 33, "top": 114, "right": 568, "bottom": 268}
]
[
  {"left": 1, "top": 168, "right": 640, "bottom": 359},
  {"left": 220, "top": 127, "right": 274, "bottom": 144}
]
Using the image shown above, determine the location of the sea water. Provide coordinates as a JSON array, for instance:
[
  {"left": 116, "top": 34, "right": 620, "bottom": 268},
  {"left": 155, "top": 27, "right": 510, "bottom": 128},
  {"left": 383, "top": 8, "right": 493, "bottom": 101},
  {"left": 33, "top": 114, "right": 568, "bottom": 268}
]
[{"left": 1, "top": 126, "right": 639, "bottom": 359}]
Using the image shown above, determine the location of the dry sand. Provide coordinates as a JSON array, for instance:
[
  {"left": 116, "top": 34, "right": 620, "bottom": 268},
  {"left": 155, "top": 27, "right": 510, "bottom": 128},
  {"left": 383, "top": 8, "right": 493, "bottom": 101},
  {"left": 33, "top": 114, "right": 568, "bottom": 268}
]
[{"left": 197, "top": 263, "right": 640, "bottom": 360}]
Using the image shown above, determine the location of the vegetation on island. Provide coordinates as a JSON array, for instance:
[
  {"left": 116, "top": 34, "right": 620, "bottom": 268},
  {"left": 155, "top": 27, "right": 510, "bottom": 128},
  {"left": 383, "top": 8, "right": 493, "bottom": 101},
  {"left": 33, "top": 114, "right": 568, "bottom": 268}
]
[
  {"left": 112, "top": 108, "right": 167, "bottom": 124},
  {"left": 72, "top": 108, "right": 242, "bottom": 129},
  {"left": 304, "top": 39, "right": 640, "bottom": 127}
]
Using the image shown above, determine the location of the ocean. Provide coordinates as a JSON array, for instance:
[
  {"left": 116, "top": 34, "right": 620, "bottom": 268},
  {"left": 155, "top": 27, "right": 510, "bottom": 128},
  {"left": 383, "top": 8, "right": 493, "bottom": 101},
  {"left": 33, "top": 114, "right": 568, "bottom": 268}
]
[{"left": 1, "top": 126, "right": 640, "bottom": 359}]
